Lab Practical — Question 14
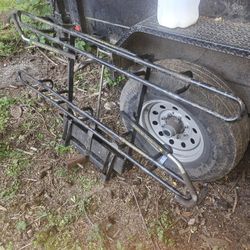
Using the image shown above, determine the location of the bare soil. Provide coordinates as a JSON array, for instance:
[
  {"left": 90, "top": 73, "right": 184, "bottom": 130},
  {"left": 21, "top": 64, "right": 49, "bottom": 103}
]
[{"left": 0, "top": 50, "right": 249, "bottom": 250}]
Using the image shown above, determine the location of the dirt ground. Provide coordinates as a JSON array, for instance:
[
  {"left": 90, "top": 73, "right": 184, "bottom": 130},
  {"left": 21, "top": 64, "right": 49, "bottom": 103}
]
[{"left": 0, "top": 50, "right": 250, "bottom": 250}]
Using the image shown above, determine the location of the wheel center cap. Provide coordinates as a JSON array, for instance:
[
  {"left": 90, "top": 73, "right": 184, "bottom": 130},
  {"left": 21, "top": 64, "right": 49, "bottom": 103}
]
[{"left": 162, "top": 115, "right": 185, "bottom": 137}]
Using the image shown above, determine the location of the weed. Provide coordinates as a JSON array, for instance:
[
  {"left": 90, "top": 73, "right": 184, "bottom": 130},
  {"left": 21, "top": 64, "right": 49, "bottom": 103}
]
[
  {"left": 55, "top": 144, "right": 72, "bottom": 155},
  {"left": 0, "top": 179, "right": 20, "bottom": 200},
  {"left": 74, "top": 196, "right": 93, "bottom": 215},
  {"left": 103, "top": 68, "right": 125, "bottom": 87},
  {"left": 0, "top": 24, "right": 20, "bottom": 57},
  {"left": 116, "top": 241, "right": 125, "bottom": 250},
  {"left": 0, "top": 0, "right": 51, "bottom": 57},
  {"left": 16, "top": 220, "right": 27, "bottom": 232},
  {"left": 0, "top": 142, "right": 29, "bottom": 177},
  {"left": 54, "top": 167, "right": 68, "bottom": 179},
  {"left": 33, "top": 229, "right": 82, "bottom": 250},
  {"left": 32, "top": 200, "right": 95, "bottom": 249},
  {"left": 16, "top": 0, "right": 52, "bottom": 16},
  {"left": 3, "top": 242, "right": 14, "bottom": 250},
  {"left": 45, "top": 212, "right": 75, "bottom": 228},
  {"left": 0, "top": 142, "right": 29, "bottom": 200},
  {"left": 37, "top": 132, "right": 45, "bottom": 141},
  {"left": 87, "top": 224, "right": 107, "bottom": 250},
  {"left": 78, "top": 176, "right": 97, "bottom": 192},
  {"left": 75, "top": 38, "right": 92, "bottom": 52},
  {"left": 0, "top": 1, "right": 17, "bottom": 12},
  {"left": 135, "top": 243, "right": 144, "bottom": 250},
  {"left": 0, "top": 97, "right": 15, "bottom": 133},
  {"left": 149, "top": 211, "right": 175, "bottom": 247},
  {"left": 5, "top": 154, "right": 29, "bottom": 178}
]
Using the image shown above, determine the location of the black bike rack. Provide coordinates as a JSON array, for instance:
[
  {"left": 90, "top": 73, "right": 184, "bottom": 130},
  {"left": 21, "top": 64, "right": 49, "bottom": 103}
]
[{"left": 12, "top": 11, "right": 248, "bottom": 207}]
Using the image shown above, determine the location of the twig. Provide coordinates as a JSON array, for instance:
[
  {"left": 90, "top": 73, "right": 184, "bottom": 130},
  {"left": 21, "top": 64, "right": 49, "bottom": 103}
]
[
  {"left": 54, "top": 55, "right": 68, "bottom": 64},
  {"left": 16, "top": 148, "right": 34, "bottom": 156},
  {"left": 188, "top": 231, "right": 192, "bottom": 243},
  {"left": 19, "top": 242, "right": 32, "bottom": 250},
  {"left": 131, "top": 187, "right": 158, "bottom": 250},
  {"left": 37, "top": 48, "right": 58, "bottom": 66},
  {"left": 22, "top": 178, "right": 38, "bottom": 182},
  {"left": 232, "top": 189, "right": 238, "bottom": 213},
  {"left": 83, "top": 201, "right": 94, "bottom": 226},
  {"left": 228, "top": 174, "right": 241, "bottom": 193}
]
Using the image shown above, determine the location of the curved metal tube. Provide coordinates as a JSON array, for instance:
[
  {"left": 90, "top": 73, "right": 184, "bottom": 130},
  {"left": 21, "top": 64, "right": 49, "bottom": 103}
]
[{"left": 12, "top": 11, "right": 246, "bottom": 122}]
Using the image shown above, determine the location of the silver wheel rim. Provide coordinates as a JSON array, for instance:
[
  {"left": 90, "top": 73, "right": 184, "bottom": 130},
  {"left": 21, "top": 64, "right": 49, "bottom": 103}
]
[{"left": 140, "top": 100, "right": 205, "bottom": 163}]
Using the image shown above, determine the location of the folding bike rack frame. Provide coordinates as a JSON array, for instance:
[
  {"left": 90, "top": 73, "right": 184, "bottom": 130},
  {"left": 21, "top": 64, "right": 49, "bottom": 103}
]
[{"left": 12, "top": 11, "right": 247, "bottom": 207}]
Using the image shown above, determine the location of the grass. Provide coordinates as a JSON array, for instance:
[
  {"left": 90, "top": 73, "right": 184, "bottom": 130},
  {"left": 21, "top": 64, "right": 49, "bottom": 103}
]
[
  {"left": 0, "top": 0, "right": 51, "bottom": 15},
  {"left": 0, "top": 142, "right": 30, "bottom": 200},
  {"left": 149, "top": 211, "right": 175, "bottom": 247},
  {"left": 55, "top": 144, "right": 73, "bottom": 155},
  {"left": 0, "top": 97, "right": 15, "bottom": 133},
  {"left": 0, "top": 0, "right": 51, "bottom": 57},
  {"left": 16, "top": 220, "right": 28, "bottom": 232},
  {"left": 33, "top": 229, "right": 82, "bottom": 250},
  {"left": 32, "top": 196, "right": 94, "bottom": 249},
  {"left": 103, "top": 68, "right": 126, "bottom": 87},
  {"left": 0, "top": 0, "right": 17, "bottom": 12},
  {"left": 0, "top": 23, "right": 21, "bottom": 57},
  {"left": 0, "top": 179, "right": 20, "bottom": 200},
  {"left": 87, "top": 224, "right": 107, "bottom": 250}
]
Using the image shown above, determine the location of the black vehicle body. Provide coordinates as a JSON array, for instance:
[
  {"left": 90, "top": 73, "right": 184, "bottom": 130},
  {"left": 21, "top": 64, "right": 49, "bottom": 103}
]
[
  {"left": 52, "top": 0, "right": 250, "bottom": 109},
  {"left": 12, "top": 0, "right": 250, "bottom": 207}
]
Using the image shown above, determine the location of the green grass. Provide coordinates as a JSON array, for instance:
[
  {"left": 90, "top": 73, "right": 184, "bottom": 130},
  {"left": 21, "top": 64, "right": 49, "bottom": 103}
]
[
  {"left": 0, "top": 179, "right": 20, "bottom": 200},
  {"left": 0, "top": 143, "right": 30, "bottom": 200},
  {"left": 87, "top": 224, "right": 107, "bottom": 250},
  {"left": 55, "top": 144, "right": 73, "bottom": 155},
  {"left": 0, "top": 0, "right": 51, "bottom": 57},
  {"left": 149, "top": 211, "right": 175, "bottom": 247},
  {"left": 0, "top": 0, "right": 51, "bottom": 15},
  {"left": 16, "top": 220, "right": 28, "bottom": 232},
  {"left": 0, "top": 97, "right": 15, "bottom": 133},
  {"left": 0, "top": 0, "right": 17, "bottom": 12},
  {"left": 103, "top": 68, "right": 125, "bottom": 87},
  {"left": 33, "top": 229, "right": 82, "bottom": 250}
]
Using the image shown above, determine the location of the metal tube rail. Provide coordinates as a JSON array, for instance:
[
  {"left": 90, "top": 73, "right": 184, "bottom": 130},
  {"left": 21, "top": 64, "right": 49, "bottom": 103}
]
[
  {"left": 12, "top": 11, "right": 246, "bottom": 122},
  {"left": 18, "top": 71, "right": 198, "bottom": 207}
]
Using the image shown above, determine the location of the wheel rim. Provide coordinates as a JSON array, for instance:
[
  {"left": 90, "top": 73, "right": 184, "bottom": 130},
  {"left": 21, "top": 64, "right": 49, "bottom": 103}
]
[{"left": 140, "top": 100, "right": 205, "bottom": 163}]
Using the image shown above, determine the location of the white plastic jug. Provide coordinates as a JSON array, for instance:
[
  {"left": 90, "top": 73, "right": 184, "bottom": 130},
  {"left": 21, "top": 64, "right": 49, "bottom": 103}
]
[{"left": 157, "top": 0, "right": 201, "bottom": 29}]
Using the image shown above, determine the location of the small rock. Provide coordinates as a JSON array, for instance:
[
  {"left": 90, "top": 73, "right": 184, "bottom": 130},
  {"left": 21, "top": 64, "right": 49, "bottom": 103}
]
[
  {"left": 104, "top": 102, "right": 116, "bottom": 111},
  {"left": 200, "top": 218, "right": 206, "bottom": 226},
  {"left": 188, "top": 218, "right": 196, "bottom": 226},
  {"left": 214, "top": 198, "right": 232, "bottom": 210},
  {"left": 27, "top": 229, "right": 33, "bottom": 238},
  {"left": 10, "top": 106, "right": 23, "bottom": 120},
  {"left": 191, "top": 226, "right": 198, "bottom": 233},
  {"left": 132, "top": 178, "right": 142, "bottom": 186},
  {"left": 0, "top": 205, "right": 7, "bottom": 211}
]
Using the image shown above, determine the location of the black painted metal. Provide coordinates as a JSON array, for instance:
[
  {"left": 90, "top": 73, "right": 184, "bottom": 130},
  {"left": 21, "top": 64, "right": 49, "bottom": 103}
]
[
  {"left": 129, "top": 15, "right": 250, "bottom": 59},
  {"left": 12, "top": 11, "right": 246, "bottom": 122},
  {"left": 12, "top": 8, "right": 249, "bottom": 207},
  {"left": 18, "top": 71, "right": 198, "bottom": 207},
  {"left": 53, "top": 0, "right": 250, "bottom": 41}
]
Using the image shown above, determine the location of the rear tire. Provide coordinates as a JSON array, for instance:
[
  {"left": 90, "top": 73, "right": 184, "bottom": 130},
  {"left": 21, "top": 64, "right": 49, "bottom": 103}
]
[{"left": 120, "top": 59, "right": 249, "bottom": 181}]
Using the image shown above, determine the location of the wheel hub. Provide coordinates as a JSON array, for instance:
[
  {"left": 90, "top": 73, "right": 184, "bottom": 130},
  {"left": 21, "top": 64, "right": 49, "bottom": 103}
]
[
  {"left": 140, "top": 100, "right": 205, "bottom": 163},
  {"left": 162, "top": 115, "right": 185, "bottom": 137}
]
